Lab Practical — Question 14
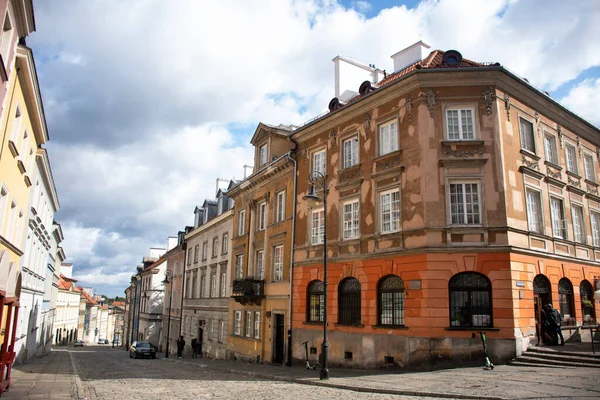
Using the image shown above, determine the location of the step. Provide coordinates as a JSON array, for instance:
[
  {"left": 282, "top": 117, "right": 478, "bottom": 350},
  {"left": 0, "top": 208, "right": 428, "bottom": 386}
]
[
  {"left": 514, "top": 355, "right": 600, "bottom": 369},
  {"left": 522, "top": 350, "right": 600, "bottom": 365},
  {"left": 527, "top": 346, "right": 600, "bottom": 360},
  {"left": 508, "top": 360, "right": 573, "bottom": 369}
]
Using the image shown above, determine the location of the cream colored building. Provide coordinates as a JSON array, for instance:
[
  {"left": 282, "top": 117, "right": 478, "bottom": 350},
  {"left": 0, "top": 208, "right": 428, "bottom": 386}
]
[{"left": 54, "top": 273, "right": 81, "bottom": 345}]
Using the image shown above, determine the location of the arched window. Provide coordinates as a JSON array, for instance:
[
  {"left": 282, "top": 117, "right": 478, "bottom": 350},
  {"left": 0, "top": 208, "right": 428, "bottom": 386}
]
[
  {"left": 338, "top": 277, "right": 361, "bottom": 325},
  {"left": 558, "top": 278, "right": 575, "bottom": 321},
  {"left": 378, "top": 275, "right": 405, "bottom": 326},
  {"left": 580, "top": 280, "right": 596, "bottom": 324},
  {"left": 449, "top": 272, "right": 492, "bottom": 327},
  {"left": 307, "top": 280, "right": 324, "bottom": 322}
]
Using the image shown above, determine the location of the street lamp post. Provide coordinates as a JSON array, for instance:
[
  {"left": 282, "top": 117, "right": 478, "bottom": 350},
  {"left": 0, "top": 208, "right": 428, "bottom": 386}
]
[
  {"left": 162, "top": 270, "right": 174, "bottom": 358},
  {"left": 302, "top": 170, "right": 329, "bottom": 380}
]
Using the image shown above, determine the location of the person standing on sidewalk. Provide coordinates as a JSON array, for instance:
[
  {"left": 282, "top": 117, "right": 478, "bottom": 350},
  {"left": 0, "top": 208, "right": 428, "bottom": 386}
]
[
  {"left": 191, "top": 338, "right": 198, "bottom": 358},
  {"left": 545, "top": 304, "right": 565, "bottom": 346},
  {"left": 177, "top": 335, "right": 186, "bottom": 359}
]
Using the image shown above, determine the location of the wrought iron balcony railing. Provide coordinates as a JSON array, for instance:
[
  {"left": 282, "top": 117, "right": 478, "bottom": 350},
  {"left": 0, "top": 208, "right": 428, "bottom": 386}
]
[{"left": 231, "top": 279, "right": 265, "bottom": 304}]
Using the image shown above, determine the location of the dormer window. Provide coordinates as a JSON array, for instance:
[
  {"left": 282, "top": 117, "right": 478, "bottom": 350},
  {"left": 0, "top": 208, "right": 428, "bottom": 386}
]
[{"left": 259, "top": 144, "right": 267, "bottom": 166}]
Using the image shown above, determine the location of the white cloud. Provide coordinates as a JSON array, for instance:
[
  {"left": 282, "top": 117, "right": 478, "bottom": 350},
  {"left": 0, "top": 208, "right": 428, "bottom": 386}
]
[
  {"left": 29, "top": 0, "right": 600, "bottom": 295},
  {"left": 560, "top": 78, "right": 600, "bottom": 127}
]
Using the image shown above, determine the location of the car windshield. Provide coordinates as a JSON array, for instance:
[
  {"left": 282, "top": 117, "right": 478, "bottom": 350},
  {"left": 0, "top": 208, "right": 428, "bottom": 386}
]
[{"left": 136, "top": 343, "right": 151, "bottom": 348}]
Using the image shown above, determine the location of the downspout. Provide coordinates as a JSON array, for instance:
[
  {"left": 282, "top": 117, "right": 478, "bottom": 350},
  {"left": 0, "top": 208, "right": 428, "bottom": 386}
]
[
  {"left": 179, "top": 241, "right": 187, "bottom": 337},
  {"left": 285, "top": 144, "right": 297, "bottom": 367}
]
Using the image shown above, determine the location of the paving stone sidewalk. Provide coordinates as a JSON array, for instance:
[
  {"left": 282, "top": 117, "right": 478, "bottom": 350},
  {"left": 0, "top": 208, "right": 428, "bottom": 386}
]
[
  {"left": 164, "top": 354, "right": 600, "bottom": 400},
  {"left": 2, "top": 349, "right": 84, "bottom": 400}
]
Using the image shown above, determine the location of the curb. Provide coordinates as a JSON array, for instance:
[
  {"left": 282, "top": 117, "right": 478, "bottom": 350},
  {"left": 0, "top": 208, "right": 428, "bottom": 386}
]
[{"left": 162, "top": 358, "right": 509, "bottom": 400}]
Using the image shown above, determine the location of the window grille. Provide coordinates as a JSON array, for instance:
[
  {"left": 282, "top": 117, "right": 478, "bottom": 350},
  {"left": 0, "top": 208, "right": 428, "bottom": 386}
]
[
  {"left": 448, "top": 272, "right": 492, "bottom": 327},
  {"left": 558, "top": 278, "right": 574, "bottom": 319},
  {"left": 378, "top": 275, "right": 405, "bottom": 326},
  {"left": 338, "top": 277, "right": 361, "bottom": 325},
  {"left": 307, "top": 280, "right": 324, "bottom": 322}
]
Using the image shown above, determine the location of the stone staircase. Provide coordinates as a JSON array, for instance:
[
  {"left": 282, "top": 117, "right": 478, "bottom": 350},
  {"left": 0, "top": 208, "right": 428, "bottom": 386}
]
[{"left": 510, "top": 346, "right": 600, "bottom": 368}]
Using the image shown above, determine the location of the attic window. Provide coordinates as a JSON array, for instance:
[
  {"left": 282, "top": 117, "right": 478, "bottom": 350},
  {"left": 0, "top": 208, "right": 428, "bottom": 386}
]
[
  {"left": 442, "top": 50, "right": 463, "bottom": 66},
  {"left": 259, "top": 144, "right": 267, "bottom": 166}
]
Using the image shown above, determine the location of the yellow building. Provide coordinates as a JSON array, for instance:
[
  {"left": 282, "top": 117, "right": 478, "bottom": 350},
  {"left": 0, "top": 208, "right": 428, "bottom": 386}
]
[{"left": 0, "top": 39, "right": 48, "bottom": 392}]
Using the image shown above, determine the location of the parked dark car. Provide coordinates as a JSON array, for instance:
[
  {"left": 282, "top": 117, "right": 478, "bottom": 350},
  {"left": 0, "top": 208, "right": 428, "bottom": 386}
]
[
  {"left": 129, "top": 341, "right": 156, "bottom": 359},
  {"left": 74, "top": 340, "right": 84, "bottom": 347}
]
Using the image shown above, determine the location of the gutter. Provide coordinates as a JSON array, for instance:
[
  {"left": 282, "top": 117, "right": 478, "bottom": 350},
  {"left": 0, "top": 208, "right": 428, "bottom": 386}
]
[{"left": 285, "top": 146, "right": 297, "bottom": 367}]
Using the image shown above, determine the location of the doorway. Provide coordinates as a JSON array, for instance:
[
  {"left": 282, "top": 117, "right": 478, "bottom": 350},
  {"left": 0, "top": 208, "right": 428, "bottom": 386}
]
[
  {"left": 197, "top": 327, "right": 204, "bottom": 357},
  {"left": 273, "top": 314, "right": 285, "bottom": 364},
  {"left": 533, "top": 274, "right": 552, "bottom": 344}
]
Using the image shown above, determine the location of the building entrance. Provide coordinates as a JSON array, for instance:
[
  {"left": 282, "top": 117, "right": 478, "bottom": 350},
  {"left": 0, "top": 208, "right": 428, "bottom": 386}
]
[{"left": 533, "top": 274, "right": 552, "bottom": 344}]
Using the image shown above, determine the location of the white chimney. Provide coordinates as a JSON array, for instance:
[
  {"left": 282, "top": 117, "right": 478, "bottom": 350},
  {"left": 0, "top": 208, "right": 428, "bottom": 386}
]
[
  {"left": 333, "top": 56, "right": 384, "bottom": 101},
  {"left": 390, "top": 41, "right": 431, "bottom": 72}
]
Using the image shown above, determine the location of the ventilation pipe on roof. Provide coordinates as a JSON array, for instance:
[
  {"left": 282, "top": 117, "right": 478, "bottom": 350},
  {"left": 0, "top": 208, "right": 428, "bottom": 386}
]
[{"left": 390, "top": 41, "right": 431, "bottom": 72}]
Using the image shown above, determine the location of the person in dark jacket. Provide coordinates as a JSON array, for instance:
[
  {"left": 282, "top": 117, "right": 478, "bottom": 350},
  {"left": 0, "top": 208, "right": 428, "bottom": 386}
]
[
  {"left": 176, "top": 335, "right": 186, "bottom": 358},
  {"left": 191, "top": 338, "right": 198, "bottom": 358},
  {"left": 545, "top": 304, "right": 565, "bottom": 346}
]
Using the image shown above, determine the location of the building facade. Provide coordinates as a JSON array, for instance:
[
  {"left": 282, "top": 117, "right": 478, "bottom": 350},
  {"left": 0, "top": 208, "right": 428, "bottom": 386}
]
[
  {"left": 160, "top": 233, "right": 185, "bottom": 355},
  {"left": 288, "top": 43, "right": 600, "bottom": 369},
  {"left": 181, "top": 186, "right": 233, "bottom": 359},
  {"left": 136, "top": 247, "right": 167, "bottom": 347},
  {"left": 227, "top": 123, "right": 296, "bottom": 364},
  {"left": 54, "top": 273, "right": 81, "bottom": 345}
]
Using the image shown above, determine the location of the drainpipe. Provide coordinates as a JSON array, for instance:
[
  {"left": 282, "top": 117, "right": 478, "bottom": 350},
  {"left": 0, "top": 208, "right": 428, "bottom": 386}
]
[
  {"left": 179, "top": 240, "right": 187, "bottom": 337},
  {"left": 285, "top": 145, "right": 297, "bottom": 367}
]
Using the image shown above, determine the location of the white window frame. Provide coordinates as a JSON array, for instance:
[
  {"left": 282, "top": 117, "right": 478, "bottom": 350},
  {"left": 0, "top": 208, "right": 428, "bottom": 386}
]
[
  {"left": 220, "top": 272, "right": 227, "bottom": 297},
  {"left": 565, "top": 144, "right": 578, "bottom": 174},
  {"left": 254, "top": 312, "right": 260, "bottom": 339},
  {"left": 544, "top": 134, "right": 558, "bottom": 165},
  {"left": 572, "top": 203, "right": 585, "bottom": 244},
  {"left": 258, "top": 201, "right": 267, "bottom": 231},
  {"left": 273, "top": 245, "right": 283, "bottom": 282},
  {"left": 445, "top": 108, "right": 475, "bottom": 140},
  {"left": 238, "top": 210, "right": 246, "bottom": 236},
  {"left": 245, "top": 311, "right": 253, "bottom": 338},
  {"left": 222, "top": 232, "right": 229, "bottom": 254},
  {"left": 311, "top": 208, "right": 325, "bottom": 245},
  {"left": 519, "top": 116, "right": 536, "bottom": 154},
  {"left": 212, "top": 237, "right": 219, "bottom": 257},
  {"left": 342, "top": 135, "right": 359, "bottom": 168},
  {"left": 219, "top": 320, "right": 226, "bottom": 342},
  {"left": 210, "top": 273, "right": 216, "bottom": 297},
  {"left": 311, "top": 149, "right": 326, "bottom": 176},
  {"left": 584, "top": 153, "right": 595, "bottom": 182},
  {"left": 378, "top": 120, "right": 398, "bottom": 156},
  {"left": 276, "top": 190, "right": 285, "bottom": 223},
  {"left": 550, "top": 197, "right": 567, "bottom": 239},
  {"left": 380, "top": 188, "right": 400, "bottom": 234},
  {"left": 256, "top": 250, "right": 264, "bottom": 280},
  {"left": 525, "top": 188, "right": 543, "bottom": 234},
  {"left": 591, "top": 211, "right": 600, "bottom": 247},
  {"left": 448, "top": 181, "right": 482, "bottom": 225},
  {"left": 234, "top": 311, "right": 241, "bottom": 335},
  {"left": 342, "top": 199, "right": 360, "bottom": 240},
  {"left": 235, "top": 254, "right": 244, "bottom": 280},
  {"left": 259, "top": 144, "right": 267, "bottom": 166}
]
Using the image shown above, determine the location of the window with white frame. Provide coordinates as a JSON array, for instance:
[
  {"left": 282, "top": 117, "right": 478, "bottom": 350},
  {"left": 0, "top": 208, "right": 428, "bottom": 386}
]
[
  {"left": 311, "top": 208, "right": 324, "bottom": 244},
  {"left": 526, "top": 189, "right": 543, "bottom": 234},
  {"left": 572, "top": 204, "right": 585, "bottom": 244},
  {"left": 380, "top": 189, "right": 400, "bottom": 233},
  {"left": 379, "top": 120, "right": 398, "bottom": 156},
  {"left": 256, "top": 250, "right": 264, "bottom": 280},
  {"left": 343, "top": 136, "right": 359, "bottom": 168},
  {"left": 212, "top": 237, "right": 219, "bottom": 257},
  {"left": 550, "top": 197, "right": 566, "bottom": 239},
  {"left": 342, "top": 199, "right": 359, "bottom": 239},
  {"left": 273, "top": 245, "right": 283, "bottom": 282},
  {"left": 0, "top": 12, "right": 14, "bottom": 68},
  {"left": 222, "top": 232, "right": 229, "bottom": 254},
  {"left": 544, "top": 134, "right": 558, "bottom": 165},
  {"left": 565, "top": 144, "right": 578, "bottom": 174},
  {"left": 446, "top": 108, "right": 474, "bottom": 140},
  {"left": 234, "top": 254, "right": 244, "bottom": 280},
  {"left": 238, "top": 210, "right": 246, "bottom": 236},
  {"left": 194, "top": 244, "right": 199, "bottom": 263},
  {"left": 220, "top": 272, "right": 227, "bottom": 297},
  {"left": 234, "top": 311, "right": 241, "bottom": 335},
  {"left": 200, "top": 275, "right": 206, "bottom": 297},
  {"left": 449, "top": 182, "right": 481, "bottom": 225},
  {"left": 245, "top": 311, "right": 253, "bottom": 337},
  {"left": 254, "top": 312, "right": 260, "bottom": 339},
  {"left": 259, "top": 144, "right": 267, "bottom": 166},
  {"left": 584, "top": 154, "right": 595, "bottom": 182},
  {"left": 210, "top": 273, "right": 216, "bottom": 297},
  {"left": 591, "top": 212, "right": 600, "bottom": 247},
  {"left": 519, "top": 117, "right": 535, "bottom": 153},
  {"left": 276, "top": 190, "right": 285, "bottom": 223},
  {"left": 219, "top": 320, "right": 226, "bottom": 342},
  {"left": 312, "top": 149, "right": 326, "bottom": 176},
  {"left": 202, "top": 241, "right": 208, "bottom": 260},
  {"left": 258, "top": 201, "right": 267, "bottom": 231}
]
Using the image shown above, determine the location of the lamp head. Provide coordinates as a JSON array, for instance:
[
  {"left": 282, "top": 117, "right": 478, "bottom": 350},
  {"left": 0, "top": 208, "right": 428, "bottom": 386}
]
[
  {"left": 162, "top": 276, "right": 170, "bottom": 285},
  {"left": 302, "top": 184, "right": 322, "bottom": 208}
]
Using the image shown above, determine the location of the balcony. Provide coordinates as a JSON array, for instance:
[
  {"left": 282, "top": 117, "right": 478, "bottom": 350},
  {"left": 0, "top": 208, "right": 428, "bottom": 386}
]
[{"left": 231, "top": 278, "right": 265, "bottom": 305}]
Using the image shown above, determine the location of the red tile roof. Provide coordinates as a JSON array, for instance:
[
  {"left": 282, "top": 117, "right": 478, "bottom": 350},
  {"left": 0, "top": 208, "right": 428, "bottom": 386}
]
[
  {"left": 77, "top": 287, "right": 97, "bottom": 304},
  {"left": 112, "top": 301, "right": 125, "bottom": 307}
]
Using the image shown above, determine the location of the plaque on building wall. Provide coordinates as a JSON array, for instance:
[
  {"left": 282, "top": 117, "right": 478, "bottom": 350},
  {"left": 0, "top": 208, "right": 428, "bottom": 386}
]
[
  {"left": 409, "top": 280, "right": 421, "bottom": 290},
  {"left": 515, "top": 281, "right": 525, "bottom": 288}
]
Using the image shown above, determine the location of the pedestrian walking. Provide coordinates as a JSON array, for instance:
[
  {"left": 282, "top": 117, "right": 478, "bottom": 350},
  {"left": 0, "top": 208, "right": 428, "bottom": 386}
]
[
  {"left": 191, "top": 338, "right": 198, "bottom": 358},
  {"left": 177, "top": 335, "right": 186, "bottom": 358},
  {"left": 545, "top": 304, "right": 565, "bottom": 346}
]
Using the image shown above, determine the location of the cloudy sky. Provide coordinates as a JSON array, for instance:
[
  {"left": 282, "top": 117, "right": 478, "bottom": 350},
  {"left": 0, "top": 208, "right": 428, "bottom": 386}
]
[{"left": 29, "top": 0, "right": 600, "bottom": 297}]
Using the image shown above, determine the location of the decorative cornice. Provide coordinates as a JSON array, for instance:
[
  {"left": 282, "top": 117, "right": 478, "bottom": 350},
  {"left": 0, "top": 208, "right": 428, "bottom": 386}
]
[
  {"left": 405, "top": 95, "right": 413, "bottom": 124},
  {"left": 534, "top": 111, "right": 540, "bottom": 137},
  {"left": 546, "top": 168, "right": 562, "bottom": 180},
  {"left": 443, "top": 146, "right": 484, "bottom": 158},
  {"left": 338, "top": 165, "right": 362, "bottom": 184},
  {"left": 568, "top": 176, "right": 581, "bottom": 188},
  {"left": 521, "top": 154, "right": 539, "bottom": 171},
  {"left": 375, "top": 154, "right": 402, "bottom": 173},
  {"left": 329, "top": 130, "right": 337, "bottom": 150},
  {"left": 503, "top": 93, "right": 510, "bottom": 121},
  {"left": 482, "top": 87, "right": 494, "bottom": 116},
  {"left": 587, "top": 184, "right": 599, "bottom": 196},
  {"left": 557, "top": 125, "right": 563, "bottom": 148},
  {"left": 363, "top": 113, "right": 371, "bottom": 131}
]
